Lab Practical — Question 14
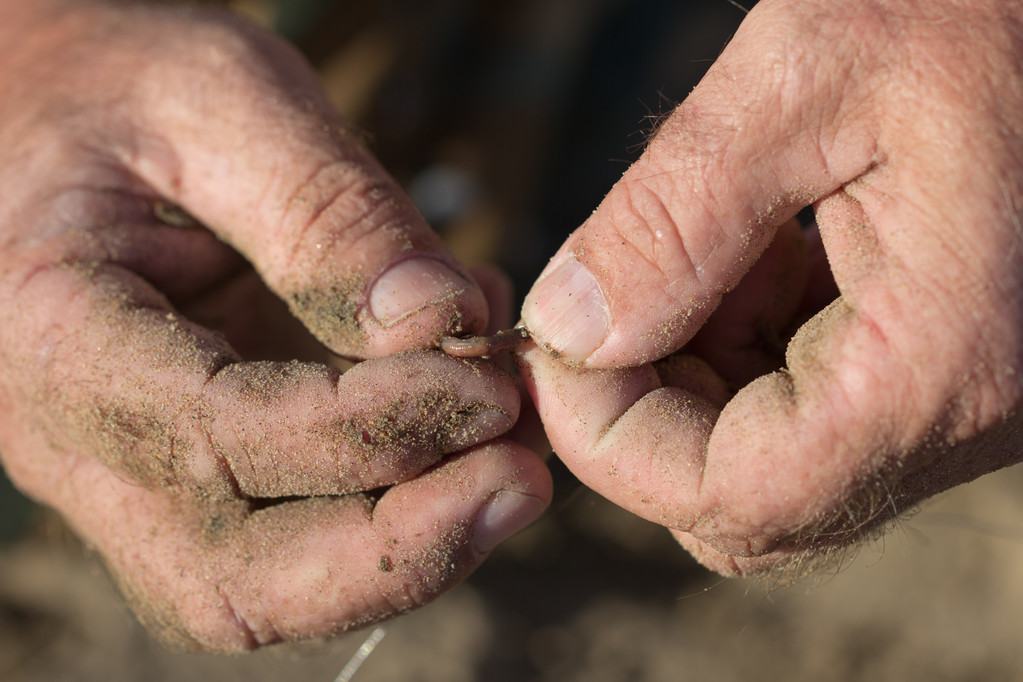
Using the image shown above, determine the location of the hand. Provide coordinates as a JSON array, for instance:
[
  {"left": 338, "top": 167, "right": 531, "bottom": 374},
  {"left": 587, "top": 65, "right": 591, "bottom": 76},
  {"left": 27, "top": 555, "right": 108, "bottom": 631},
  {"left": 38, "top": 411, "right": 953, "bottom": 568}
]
[
  {"left": 518, "top": 0, "right": 1023, "bottom": 576},
  {"left": 0, "top": 1, "right": 550, "bottom": 650}
]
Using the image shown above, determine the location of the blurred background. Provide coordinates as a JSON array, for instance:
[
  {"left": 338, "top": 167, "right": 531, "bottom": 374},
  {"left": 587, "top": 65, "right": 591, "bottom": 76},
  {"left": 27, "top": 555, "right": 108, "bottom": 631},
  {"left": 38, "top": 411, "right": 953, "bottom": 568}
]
[{"left": 2, "top": 0, "right": 1023, "bottom": 679}]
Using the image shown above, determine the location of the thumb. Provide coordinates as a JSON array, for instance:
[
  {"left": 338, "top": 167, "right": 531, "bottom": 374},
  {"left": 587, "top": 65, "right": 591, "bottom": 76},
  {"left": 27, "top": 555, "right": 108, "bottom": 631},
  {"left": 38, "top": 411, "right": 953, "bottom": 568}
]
[
  {"left": 118, "top": 7, "right": 484, "bottom": 358},
  {"left": 522, "top": 0, "right": 879, "bottom": 367}
]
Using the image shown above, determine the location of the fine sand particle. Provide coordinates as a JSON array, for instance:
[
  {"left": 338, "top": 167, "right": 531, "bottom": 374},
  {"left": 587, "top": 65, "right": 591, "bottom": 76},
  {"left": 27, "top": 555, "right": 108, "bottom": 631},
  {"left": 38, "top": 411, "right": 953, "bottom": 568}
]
[{"left": 286, "top": 271, "right": 368, "bottom": 355}]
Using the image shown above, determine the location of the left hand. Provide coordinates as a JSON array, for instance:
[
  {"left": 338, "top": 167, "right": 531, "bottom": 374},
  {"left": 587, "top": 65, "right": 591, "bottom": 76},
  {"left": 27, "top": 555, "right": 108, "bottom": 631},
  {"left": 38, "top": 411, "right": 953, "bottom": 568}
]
[
  {"left": 518, "top": 0, "right": 1023, "bottom": 576},
  {"left": 0, "top": 0, "right": 550, "bottom": 651}
]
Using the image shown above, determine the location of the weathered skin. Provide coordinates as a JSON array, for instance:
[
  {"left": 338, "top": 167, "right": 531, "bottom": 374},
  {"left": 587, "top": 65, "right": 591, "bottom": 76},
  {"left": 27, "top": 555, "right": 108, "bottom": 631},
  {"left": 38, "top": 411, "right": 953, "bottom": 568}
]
[
  {"left": 0, "top": 1, "right": 551, "bottom": 651},
  {"left": 520, "top": 0, "right": 1023, "bottom": 577}
]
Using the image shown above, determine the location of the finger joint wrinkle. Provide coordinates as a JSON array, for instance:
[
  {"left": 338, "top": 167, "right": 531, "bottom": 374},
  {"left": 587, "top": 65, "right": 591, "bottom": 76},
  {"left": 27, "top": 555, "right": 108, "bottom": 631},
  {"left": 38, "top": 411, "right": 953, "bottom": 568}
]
[{"left": 280, "top": 161, "right": 378, "bottom": 271}]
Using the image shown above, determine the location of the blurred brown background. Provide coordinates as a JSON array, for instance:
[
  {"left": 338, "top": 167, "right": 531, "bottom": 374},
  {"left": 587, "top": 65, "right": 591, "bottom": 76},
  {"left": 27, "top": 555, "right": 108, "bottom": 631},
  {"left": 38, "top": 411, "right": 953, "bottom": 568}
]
[{"left": 2, "top": 1, "right": 1023, "bottom": 680}]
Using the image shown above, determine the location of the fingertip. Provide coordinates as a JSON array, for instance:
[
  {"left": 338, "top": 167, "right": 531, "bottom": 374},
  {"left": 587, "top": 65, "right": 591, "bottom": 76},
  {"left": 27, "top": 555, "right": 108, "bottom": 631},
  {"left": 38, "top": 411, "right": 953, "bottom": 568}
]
[
  {"left": 522, "top": 256, "right": 610, "bottom": 365},
  {"left": 468, "top": 441, "right": 553, "bottom": 554},
  {"left": 375, "top": 440, "right": 551, "bottom": 533},
  {"left": 288, "top": 258, "right": 488, "bottom": 359},
  {"left": 367, "top": 440, "right": 551, "bottom": 577},
  {"left": 514, "top": 341, "right": 661, "bottom": 459},
  {"left": 367, "top": 256, "right": 485, "bottom": 331},
  {"left": 472, "top": 489, "right": 548, "bottom": 554}
]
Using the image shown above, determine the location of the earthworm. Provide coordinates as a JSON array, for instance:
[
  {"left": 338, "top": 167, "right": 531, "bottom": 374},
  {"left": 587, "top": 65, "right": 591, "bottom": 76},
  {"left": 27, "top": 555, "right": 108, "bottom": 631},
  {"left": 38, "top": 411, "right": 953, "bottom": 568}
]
[{"left": 440, "top": 326, "right": 530, "bottom": 358}]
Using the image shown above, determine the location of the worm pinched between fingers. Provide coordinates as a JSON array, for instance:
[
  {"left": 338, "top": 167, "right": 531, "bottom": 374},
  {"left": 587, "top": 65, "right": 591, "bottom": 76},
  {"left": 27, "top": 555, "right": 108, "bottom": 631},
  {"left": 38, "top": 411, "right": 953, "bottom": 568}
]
[{"left": 440, "top": 326, "right": 530, "bottom": 358}]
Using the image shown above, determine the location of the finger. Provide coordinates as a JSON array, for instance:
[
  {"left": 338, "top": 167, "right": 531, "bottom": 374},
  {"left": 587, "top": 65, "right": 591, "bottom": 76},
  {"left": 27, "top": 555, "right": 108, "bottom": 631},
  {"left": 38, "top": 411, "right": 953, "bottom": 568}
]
[
  {"left": 517, "top": 342, "right": 716, "bottom": 532},
  {"left": 521, "top": 1, "right": 879, "bottom": 367},
  {"left": 103, "top": 6, "right": 486, "bottom": 357},
  {"left": 22, "top": 439, "right": 550, "bottom": 651},
  {"left": 205, "top": 351, "right": 520, "bottom": 497},
  {"left": 5, "top": 261, "right": 519, "bottom": 499}
]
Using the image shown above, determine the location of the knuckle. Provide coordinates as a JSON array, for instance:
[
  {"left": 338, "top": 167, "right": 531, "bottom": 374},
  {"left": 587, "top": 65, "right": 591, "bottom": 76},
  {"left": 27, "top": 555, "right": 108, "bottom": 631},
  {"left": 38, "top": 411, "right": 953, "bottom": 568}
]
[
  {"left": 601, "top": 177, "right": 689, "bottom": 284},
  {"left": 600, "top": 164, "right": 730, "bottom": 297},
  {"left": 275, "top": 160, "right": 400, "bottom": 276},
  {"left": 265, "top": 162, "right": 414, "bottom": 351}
]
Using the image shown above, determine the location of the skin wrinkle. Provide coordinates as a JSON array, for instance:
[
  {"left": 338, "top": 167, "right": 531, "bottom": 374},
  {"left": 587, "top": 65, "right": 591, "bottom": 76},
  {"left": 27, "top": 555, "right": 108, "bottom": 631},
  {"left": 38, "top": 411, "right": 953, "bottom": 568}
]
[
  {"left": 55, "top": 447, "right": 88, "bottom": 504},
  {"left": 690, "top": 408, "right": 717, "bottom": 504},
  {"left": 7, "top": 258, "right": 59, "bottom": 300},
  {"left": 232, "top": 419, "right": 261, "bottom": 497},
  {"left": 750, "top": 14, "right": 874, "bottom": 196},
  {"left": 195, "top": 412, "right": 243, "bottom": 500},
  {"left": 279, "top": 158, "right": 366, "bottom": 272},
  {"left": 997, "top": 179, "right": 1023, "bottom": 268},
  {"left": 656, "top": 123, "right": 794, "bottom": 290},
  {"left": 375, "top": 584, "right": 418, "bottom": 622},
  {"left": 216, "top": 586, "right": 259, "bottom": 650},
  {"left": 257, "top": 607, "right": 285, "bottom": 647},
  {"left": 604, "top": 212, "right": 685, "bottom": 294},
  {"left": 405, "top": 526, "right": 472, "bottom": 599},
  {"left": 269, "top": 433, "right": 284, "bottom": 497},
  {"left": 623, "top": 178, "right": 700, "bottom": 285},
  {"left": 617, "top": 149, "right": 738, "bottom": 304},
  {"left": 692, "top": 160, "right": 747, "bottom": 275},
  {"left": 15, "top": 270, "right": 101, "bottom": 398},
  {"left": 165, "top": 432, "right": 181, "bottom": 492},
  {"left": 878, "top": 249, "right": 1015, "bottom": 441},
  {"left": 339, "top": 206, "right": 415, "bottom": 269}
]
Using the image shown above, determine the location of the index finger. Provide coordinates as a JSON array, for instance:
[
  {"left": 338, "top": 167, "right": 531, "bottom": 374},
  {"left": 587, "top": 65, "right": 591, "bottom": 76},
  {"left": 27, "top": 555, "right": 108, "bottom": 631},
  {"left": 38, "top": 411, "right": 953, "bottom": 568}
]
[{"left": 7, "top": 260, "right": 519, "bottom": 500}]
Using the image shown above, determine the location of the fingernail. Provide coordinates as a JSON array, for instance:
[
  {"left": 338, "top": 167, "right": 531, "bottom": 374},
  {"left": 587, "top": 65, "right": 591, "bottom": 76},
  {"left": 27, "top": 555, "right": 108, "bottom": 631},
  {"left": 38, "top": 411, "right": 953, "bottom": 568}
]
[
  {"left": 473, "top": 490, "right": 547, "bottom": 554},
  {"left": 370, "top": 257, "right": 468, "bottom": 327},
  {"left": 523, "top": 258, "right": 609, "bottom": 362}
]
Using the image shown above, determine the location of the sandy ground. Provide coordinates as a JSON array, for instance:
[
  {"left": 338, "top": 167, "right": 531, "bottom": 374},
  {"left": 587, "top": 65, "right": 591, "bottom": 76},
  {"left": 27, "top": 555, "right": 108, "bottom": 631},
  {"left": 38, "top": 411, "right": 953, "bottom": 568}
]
[{"left": 2, "top": 459, "right": 1022, "bottom": 681}]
